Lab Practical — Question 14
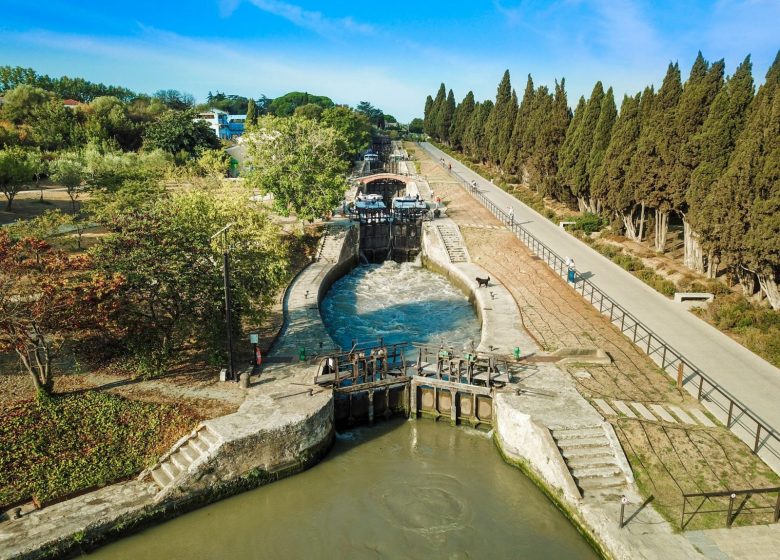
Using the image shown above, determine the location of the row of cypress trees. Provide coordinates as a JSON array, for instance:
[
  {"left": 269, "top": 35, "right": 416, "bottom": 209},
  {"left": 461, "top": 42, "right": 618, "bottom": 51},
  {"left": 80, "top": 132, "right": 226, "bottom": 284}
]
[{"left": 423, "top": 52, "right": 779, "bottom": 308}]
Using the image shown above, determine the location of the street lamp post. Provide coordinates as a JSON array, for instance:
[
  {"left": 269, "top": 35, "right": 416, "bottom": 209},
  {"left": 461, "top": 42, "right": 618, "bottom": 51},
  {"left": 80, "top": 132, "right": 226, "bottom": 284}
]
[{"left": 212, "top": 223, "right": 236, "bottom": 381}]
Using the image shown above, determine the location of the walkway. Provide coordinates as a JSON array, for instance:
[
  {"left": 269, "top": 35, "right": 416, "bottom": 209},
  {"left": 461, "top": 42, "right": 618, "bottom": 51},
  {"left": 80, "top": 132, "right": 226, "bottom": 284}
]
[{"left": 421, "top": 142, "right": 780, "bottom": 473}]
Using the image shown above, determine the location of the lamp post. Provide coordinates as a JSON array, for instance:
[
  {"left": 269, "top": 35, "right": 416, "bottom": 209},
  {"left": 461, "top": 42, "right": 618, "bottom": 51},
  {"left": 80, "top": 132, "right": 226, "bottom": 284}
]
[{"left": 212, "top": 223, "right": 236, "bottom": 381}]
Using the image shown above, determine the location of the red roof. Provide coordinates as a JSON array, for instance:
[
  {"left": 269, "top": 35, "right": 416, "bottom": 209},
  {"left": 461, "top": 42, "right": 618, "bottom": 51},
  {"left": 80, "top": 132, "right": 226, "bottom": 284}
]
[{"left": 62, "top": 99, "right": 81, "bottom": 106}]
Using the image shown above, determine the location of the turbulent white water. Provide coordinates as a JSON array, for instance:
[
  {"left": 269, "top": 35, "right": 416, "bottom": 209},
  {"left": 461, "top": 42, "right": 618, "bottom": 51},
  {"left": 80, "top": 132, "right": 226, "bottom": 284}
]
[{"left": 321, "top": 261, "right": 481, "bottom": 351}]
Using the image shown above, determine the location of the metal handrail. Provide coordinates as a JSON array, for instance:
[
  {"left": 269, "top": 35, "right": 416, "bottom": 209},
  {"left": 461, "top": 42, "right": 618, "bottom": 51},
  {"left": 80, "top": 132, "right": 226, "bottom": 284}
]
[
  {"left": 418, "top": 142, "right": 780, "bottom": 459},
  {"left": 681, "top": 486, "right": 780, "bottom": 527}
]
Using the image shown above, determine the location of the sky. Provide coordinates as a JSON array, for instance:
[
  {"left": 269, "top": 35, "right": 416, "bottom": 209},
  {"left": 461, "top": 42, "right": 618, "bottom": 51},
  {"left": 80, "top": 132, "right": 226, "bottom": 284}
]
[{"left": 0, "top": 0, "right": 778, "bottom": 121}]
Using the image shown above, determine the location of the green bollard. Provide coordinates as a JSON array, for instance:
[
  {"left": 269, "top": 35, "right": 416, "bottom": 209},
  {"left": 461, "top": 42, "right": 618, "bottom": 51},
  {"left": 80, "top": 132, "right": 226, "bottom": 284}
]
[
  {"left": 299, "top": 346, "right": 306, "bottom": 361},
  {"left": 513, "top": 347, "right": 521, "bottom": 360}
]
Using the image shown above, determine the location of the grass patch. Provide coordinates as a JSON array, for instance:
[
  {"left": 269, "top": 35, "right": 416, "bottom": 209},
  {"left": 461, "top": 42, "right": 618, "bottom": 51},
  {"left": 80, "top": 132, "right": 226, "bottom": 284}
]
[
  {"left": 0, "top": 391, "right": 202, "bottom": 507},
  {"left": 692, "top": 294, "right": 780, "bottom": 368}
]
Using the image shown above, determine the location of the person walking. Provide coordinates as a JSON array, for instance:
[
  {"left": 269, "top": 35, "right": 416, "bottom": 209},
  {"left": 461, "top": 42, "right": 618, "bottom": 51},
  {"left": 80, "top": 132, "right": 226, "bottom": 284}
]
[
  {"left": 507, "top": 206, "right": 514, "bottom": 226},
  {"left": 565, "top": 256, "right": 576, "bottom": 283}
]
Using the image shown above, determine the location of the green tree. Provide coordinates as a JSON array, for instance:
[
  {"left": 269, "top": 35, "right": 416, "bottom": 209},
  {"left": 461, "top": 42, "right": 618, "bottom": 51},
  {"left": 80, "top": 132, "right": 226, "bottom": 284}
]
[
  {"left": 437, "top": 89, "right": 456, "bottom": 144},
  {"left": 463, "top": 100, "right": 493, "bottom": 162},
  {"left": 245, "top": 115, "right": 349, "bottom": 222},
  {"left": 408, "top": 118, "right": 425, "bottom": 134},
  {"left": 153, "top": 90, "right": 195, "bottom": 110},
  {"left": 625, "top": 86, "right": 657, "bottom": 242},
  {"left": 294, "top": 103, "right": 324, "bottom": 121},
  {"left": 423, "top": 95, "right": 434, "bottom": 135},
  {"left": 595, "top": 94, "right": 643, "bottom": 238},
  {"left": 143, "top": 110, "right": 220, "bottom": 156},
  {"left": 586, "top": 86, "right": 617, "bottom": 212},
  {"left": 0, "top": 145, "right": 34, "bottom": 209},
  {"left": 29, "top": 99, "right": 78, "bottom": 150},
  {"left": 321, "top": 106, "right": 372, "bottom": 160},
  {"left": 1, "top": 85, "right": 55, "bottom": 124},
  {"left": 49, "top": 152, "right": 85, "bottom": 211},
  {"left": 505, "top": 74, "right": 536, "bottom": 176},
  {"left": 485, "top": 70, "right": 514, "bottom": 167},
  {"left": 527, "top": 79, "right": 570, "bottom": 197},
  {"left": 196, "top": 149, "right": 231, "bottom": 177},
  {"left": 268, "top": 92, "right": 334, "bottom": 116},
  {"left": 428, "top": 84, "right": 447, "bottom": 138},
  {"left": 82, "top": 96, "right": 141, "bottom": 150},
  {"left": 246, "top": 98, "right": 258, "bottom": 127},
  {"left": 688, "top": 56, "right": 755, "bottom": 277},
  {"left": 450, "top": 91, "right": 475, "bottom": 150}
]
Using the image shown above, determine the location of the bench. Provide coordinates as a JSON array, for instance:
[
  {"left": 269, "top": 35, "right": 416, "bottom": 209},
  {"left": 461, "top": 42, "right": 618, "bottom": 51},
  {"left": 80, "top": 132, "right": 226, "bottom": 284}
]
[
  {"left": 559, "top": 221, "right": 576, "bottom": 229},
  {"left": 674, "top": 292, "right": 714, "bottom": 303}
]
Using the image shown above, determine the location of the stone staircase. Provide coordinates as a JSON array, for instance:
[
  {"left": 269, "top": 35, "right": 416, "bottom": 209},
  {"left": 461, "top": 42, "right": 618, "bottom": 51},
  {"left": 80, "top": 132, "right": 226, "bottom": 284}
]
[
  {"left": 144, "top": 425, "right": 222, "bottom": 499},
  {"left": 552, "top": 426, "right": 627, "bottom": 499},
  {"left": 316, "top": 223, "right": 350, "bottom": 263},
  {"left": 436, "top": 225, "right": 468, "bottom": 263}
]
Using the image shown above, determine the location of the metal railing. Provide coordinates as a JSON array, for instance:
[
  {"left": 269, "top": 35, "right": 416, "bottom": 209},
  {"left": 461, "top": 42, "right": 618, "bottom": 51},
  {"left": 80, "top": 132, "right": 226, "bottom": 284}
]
[
  {"left": 681, "top": 486, "right": 780, "bottom": 528},
  {"left": 418, "top": 142, "right": 780, "bottom": 461}
]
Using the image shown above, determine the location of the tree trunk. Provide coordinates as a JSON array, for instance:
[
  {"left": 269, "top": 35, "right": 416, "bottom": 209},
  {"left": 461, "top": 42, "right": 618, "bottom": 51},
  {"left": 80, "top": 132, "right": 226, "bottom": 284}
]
[
  {"left": 736, "top": 266, "right": 758, "bottom": 297},
  {"left": 705, "top": 250, "right": 718, "bottom": 279},
  {"left": 654, "top": 209, "right": 669, "bottom": 252},
  {"left": 682, "top": 217, "right": 705, "bottom": 273},
  {"left": 638, "top": 201, "right": 646, "bottom": 242},
  {"left": 619, "top": 208, "right": 639, "bottom": 241},
  {"left": 756, "top": 270, "right": 780, "bottom": 310}
]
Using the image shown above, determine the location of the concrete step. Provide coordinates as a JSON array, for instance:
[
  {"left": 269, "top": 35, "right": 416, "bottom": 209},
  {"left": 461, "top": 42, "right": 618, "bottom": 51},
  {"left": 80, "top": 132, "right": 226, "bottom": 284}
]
[
  {"left": 179, "top": 443, "right": 199, "bottom": 463},
  {"left": 571, "top": 465, "right": 623, "bottom": 479},
  {"left": 555, "top": 436, "right": 610, "bottom": 449},
  {"left": 576, "top": 474, "right": 626, "bottom": 490},
  {"left": 565, "top": 454, "right": 618, "bottom": 469},
  {"left": 151, "top": 467, "right": 171, "bottom": 488},
  {"left": 561, "top": 445, "right": 616, "bottom": 459},
  {"left": 552, "top": 427, "right": 605, "bottom": 440},
  {"left": 190, "top": 437, "right": 209, "bottom": 454},
  {"left": 199, "top": 429, "right": 219, "bottom": 448},
  {"left": 161, "top": 461, "right": 180, "bottom": 481},
  {"left": 170, "top": 450, "right": 192, "bottom": 472}
]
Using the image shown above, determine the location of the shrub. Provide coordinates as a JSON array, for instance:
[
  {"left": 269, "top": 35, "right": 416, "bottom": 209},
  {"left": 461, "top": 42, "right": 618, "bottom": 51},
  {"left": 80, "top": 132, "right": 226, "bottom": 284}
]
[{"left": 575, "top": 212, "right": 606, "bottom": 234}]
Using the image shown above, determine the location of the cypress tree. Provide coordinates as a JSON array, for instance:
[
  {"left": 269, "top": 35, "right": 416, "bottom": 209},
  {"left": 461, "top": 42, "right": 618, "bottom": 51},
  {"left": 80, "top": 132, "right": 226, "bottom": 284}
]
[
  {"left": 596, "top": 93, "right": 642, "bottom": 238},
  {"left": 557, "top": 95, "right": 587, "bottom": 204},
  {"left": 485, "top": 70, "right": 513, "bottom": 167},
  {"left": 560, "top": 81, "right": 605, "bottom": 211},
  {"left": 526, "top": 79, "right": 570, "bottom": 197},
  {"left": 625, "top": 86, "right": 657, "bottom": 242},
  {"left": 719, "top": 51, "right": 780, "bottom": 305},
  {"left": 246, "top": 98, "right": 258, "bottom": 127},
  {"left": 497, "top": 89, "right": 518, "bottom": 170},
  {"left": 505, "top": 75, "right": 535, "bottom": 177},
  {"left": 450, "top": 91, "right": 475, "bottom": 151},
  {"left": 437, "top": 89, "right": 456, "bottom": 144},
  {"left": 636, "top": 63, "right": 682, "bottom": 251},
  {"left": 464, "top": 100, "right": 493, "bottom": 163},
  {"left": 587, "top": 86, "right": 617, "bottom": 211},
  {"left": 688, "top": 56, "right": 754, "bottom": 277},
  {"left": 423, "top": 95, "right": 434, "bottom": 135},
  {"left": 428, "top": 84, "right": 446, "bottom": 138}
]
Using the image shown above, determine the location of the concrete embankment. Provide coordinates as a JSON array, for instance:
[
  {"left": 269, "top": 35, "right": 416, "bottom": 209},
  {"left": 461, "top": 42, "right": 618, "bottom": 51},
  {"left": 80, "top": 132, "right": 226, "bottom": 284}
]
[
  {"left": 0, "top": 221, "right": 360, "bottom": 560},
  {"left": 419, "top": 217, "right": 703, "bottom": 560}
]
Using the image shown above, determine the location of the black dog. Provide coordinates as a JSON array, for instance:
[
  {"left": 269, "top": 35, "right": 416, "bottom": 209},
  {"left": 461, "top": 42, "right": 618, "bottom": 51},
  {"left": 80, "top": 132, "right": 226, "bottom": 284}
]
[{"left": 476, "top": 276, "right": 490, "bottom": 288}]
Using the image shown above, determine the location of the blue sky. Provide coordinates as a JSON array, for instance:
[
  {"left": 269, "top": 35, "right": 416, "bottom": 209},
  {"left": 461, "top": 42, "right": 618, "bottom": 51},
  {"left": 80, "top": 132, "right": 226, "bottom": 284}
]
[{"left": 0, "top": 0, "right": 777, "bottom": 121}]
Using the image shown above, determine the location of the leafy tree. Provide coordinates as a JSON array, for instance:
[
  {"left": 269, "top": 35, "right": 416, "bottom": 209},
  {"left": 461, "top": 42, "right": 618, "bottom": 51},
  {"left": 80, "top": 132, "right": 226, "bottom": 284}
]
[
  {"left": 0, "top": 145, "right": 34, "bottom": 209},
  {"left": 143, "top": 110, "right": 220, "bottom": 156},
  {"left": 1, "top": 85, "right": 54, "bottom": 124},
  {"left": 196, "top": 149, "right": 231, "bottom": 177},
  {"left": 153, "top": 89, "right": 195, "bottom": 110},
  {"left": 294, "top": 103, "right": 324, "bottom": 121},
  {"left": 0, "top": 232, "right": 120, "bottom": 396},
  {"left": 90, "top": 188, "right": 289, "bottom": 372},
  {"left": 49, "top": 152, "right": 86, "bottom": 211},
  {"left": 408, "top": 118, "right": 425, "bottom": 134},
  {"left": 205, "top": 91, "right": 250, "bottom": 114},
  {"left": 356, "top": 101, "right": 385, "bottom": 128},
  {"left": 245, "top": 115, "right": 349, "bottom": 222},
  {"left": 29, "top": 99, "right": 78, "bottom": 150},
  {"left": 320, "top": 106, "right": 372, "bottom": 160},
  {"left": 81, "top": 96, "right": 141, "bottom": 150},
  {"left": 268, "top": 92, "right": 334, "bottom": 116}
]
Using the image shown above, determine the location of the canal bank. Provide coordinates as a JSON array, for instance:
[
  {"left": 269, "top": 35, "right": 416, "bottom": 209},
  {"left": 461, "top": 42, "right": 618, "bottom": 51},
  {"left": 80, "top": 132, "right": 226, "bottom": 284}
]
[{"left": 2, "top": 189, "right": 700, "bottom": 559}]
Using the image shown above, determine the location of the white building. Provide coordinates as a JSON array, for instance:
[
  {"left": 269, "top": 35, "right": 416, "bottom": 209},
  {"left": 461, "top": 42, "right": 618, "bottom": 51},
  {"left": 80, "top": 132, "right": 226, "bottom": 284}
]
[{"left": 195, "top": 108, "right": 247, "bottom": 140}]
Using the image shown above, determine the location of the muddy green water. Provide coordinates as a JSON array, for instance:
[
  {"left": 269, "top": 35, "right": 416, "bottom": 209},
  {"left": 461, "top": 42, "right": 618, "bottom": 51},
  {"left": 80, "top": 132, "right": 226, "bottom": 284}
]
[{"left": 90, "top": 420, "right": 597, "bottom": 560}]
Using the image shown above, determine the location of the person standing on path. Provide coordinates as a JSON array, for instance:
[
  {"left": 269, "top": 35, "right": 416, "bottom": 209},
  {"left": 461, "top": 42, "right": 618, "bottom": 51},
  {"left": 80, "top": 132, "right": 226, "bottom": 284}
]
[
  {"left": 565, "top": 256, "right": 576, "bottom": 283},
  {"left": 507, "top": 206, "right": 514, "bottom": 226}
]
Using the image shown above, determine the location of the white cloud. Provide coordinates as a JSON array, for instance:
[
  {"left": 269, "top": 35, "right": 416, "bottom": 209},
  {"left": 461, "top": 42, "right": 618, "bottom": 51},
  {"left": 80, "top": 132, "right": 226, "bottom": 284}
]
[{"left": 242, "top": 0, "right": 375, "bottom": 37}]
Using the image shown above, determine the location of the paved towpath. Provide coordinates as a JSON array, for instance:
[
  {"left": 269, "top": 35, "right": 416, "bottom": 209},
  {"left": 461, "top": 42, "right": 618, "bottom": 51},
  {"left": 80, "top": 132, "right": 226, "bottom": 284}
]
[{"left": 421, "top": 142, "right": 780, "bottom": 472}]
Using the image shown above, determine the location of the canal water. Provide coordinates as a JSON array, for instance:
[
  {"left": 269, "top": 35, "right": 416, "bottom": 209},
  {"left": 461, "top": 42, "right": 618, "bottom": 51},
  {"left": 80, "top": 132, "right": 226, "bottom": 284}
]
[
  {"left": 321, "top": 261, "right": 481, "bottom": 351},
  {"left": 89, "top": 263, "right": 597, "bottom": 559},
  {"left": 90, "top": 421, "right": 597, "bottom": 559}
]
